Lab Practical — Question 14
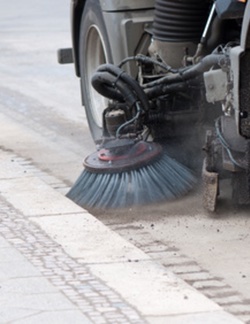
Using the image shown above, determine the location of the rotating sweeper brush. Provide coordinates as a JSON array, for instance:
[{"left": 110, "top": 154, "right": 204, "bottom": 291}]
[
  {"left": 66, "top": 139, "right": 196, "bottom": 209},
  {"left": 67, "top": 63, "right": 197, "bottom": 209}
]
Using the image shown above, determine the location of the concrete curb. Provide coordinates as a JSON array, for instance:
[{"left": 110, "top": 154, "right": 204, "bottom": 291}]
[{"left": 0, "top": 149, "right": 243, "bottom": 323}]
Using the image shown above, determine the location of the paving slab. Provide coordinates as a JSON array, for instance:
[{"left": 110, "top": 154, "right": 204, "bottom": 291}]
[
  {"left": 146, "top": 311, "right": 244, "bottom": 324},
  {"left": 0, "top": 256, "right": 41, "bottom": 280},
  {"left": 0, "top": 237, "right": 91, "bottom": 324},
  {"left": 11, "top": 310, "right": 94, "bottom": 324},
  {"left": 0, "top": 176, "right": 83, "bottom": 216},
  {"left": 31, "top": 213, "right": 149, "bottom": 263},
  {"left": 88, "top": 261, "right": 220, "bottom": 316}
]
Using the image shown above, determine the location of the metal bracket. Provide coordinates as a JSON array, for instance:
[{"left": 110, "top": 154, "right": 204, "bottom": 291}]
[{"left": 57, "top": 48, "right": 74, "bottom": 64}]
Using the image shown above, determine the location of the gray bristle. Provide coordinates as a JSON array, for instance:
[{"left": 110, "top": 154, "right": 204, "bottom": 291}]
[{"left": 66, "top": 154, "right": 196, "bottom": 209}]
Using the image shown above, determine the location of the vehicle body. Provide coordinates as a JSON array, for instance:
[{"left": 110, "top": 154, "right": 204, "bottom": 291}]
[{"left": 59, "top": 0, "right": 250, "bottom": 211}]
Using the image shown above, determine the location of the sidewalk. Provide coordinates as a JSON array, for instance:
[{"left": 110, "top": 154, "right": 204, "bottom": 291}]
[{"left": 0, "top": 148, "right": 244, "bottom": 324}]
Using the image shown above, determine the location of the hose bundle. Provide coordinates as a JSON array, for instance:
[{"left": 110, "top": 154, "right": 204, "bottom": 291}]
[{"left": 91, "top": 64, "right": 150, "bottom": 111}]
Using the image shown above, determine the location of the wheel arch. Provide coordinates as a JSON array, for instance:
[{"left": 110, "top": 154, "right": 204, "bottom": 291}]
[
  {"left": 71, "top": 0, "right": 155, "bottom": 77},
  {"left": 71, "top": 0, "right": 85, "bottom": 77}
]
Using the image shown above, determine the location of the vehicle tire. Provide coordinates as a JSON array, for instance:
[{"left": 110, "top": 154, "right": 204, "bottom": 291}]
[{"left": 79, "top": 0, "right": 112, "bottom": 143}]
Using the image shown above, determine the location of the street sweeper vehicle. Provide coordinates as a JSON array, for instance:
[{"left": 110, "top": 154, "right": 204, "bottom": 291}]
[{"left": 58, "top": 0, "right": 250, "bottom": 211}]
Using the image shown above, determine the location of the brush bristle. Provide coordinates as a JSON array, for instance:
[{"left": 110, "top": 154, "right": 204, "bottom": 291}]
[{"left": 66, "top": 153, "right": 196, "bottom": 209}]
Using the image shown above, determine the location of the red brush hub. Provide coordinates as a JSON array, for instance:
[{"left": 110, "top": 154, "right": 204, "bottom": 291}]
[{"left": 83, "top": 141, "right": 163, "bottom": 173}]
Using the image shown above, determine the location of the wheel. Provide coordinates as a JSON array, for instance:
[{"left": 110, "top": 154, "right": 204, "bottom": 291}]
[{"left": 79, "top": 0, "right": 112, "bottom": 143}]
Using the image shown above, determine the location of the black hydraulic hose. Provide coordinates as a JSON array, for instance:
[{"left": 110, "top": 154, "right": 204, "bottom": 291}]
[
  {"left": 92, "top": 54, "right": 228, "bottom": 110},
  {"left": 91, "top": 72, "right": 124, "bottom": 102},
  {"left": 116, "top": 102, "right": 141, "bottom": 138},
  {"left": 182, "top": 54, "right": 227, "bottom": 80},
  {"left": 91, "top": 71, "right": 138, "bottom": 107},
  {"left": 142, "top": 54, "right": 228, "bottom": 89},
  {"left": 118, "top": 54, "right": 179, "bottom": 73},
  {"left": 95, "top": 64, "right": 150, "bottom": 111},
  {"left": 145, "top": 82, "right": 188, "bottom": 99}
]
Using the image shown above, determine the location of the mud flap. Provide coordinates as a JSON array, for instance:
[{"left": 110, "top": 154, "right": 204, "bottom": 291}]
[{"left": 202, "top": 157, "right": 219, "bottom": 212}]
